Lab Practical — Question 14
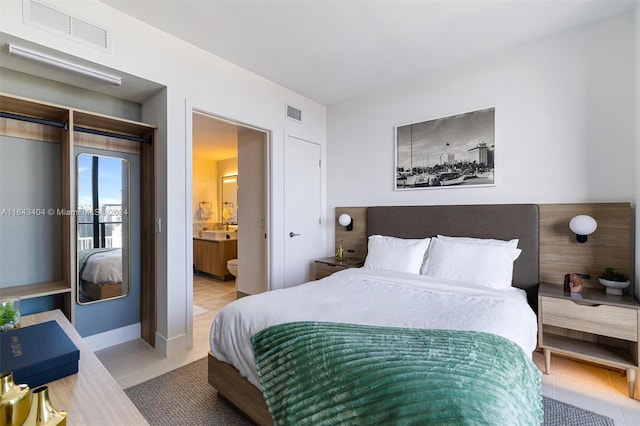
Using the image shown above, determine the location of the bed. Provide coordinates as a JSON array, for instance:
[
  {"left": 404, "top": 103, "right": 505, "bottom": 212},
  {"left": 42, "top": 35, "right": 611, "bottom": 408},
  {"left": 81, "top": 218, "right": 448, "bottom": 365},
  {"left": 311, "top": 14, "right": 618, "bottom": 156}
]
[
  {"left": 78, "top": 247, "right": 123, "bottom": 300},
  {"left": 208, "top": 204, "right": 541, "bottom": 425}
]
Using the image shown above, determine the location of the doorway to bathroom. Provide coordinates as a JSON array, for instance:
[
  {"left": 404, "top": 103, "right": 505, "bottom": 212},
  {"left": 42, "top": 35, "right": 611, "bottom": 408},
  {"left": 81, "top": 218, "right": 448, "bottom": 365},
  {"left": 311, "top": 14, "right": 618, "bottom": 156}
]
[{"left": 191, "top": 111, "right": 268, "bottom": 348}]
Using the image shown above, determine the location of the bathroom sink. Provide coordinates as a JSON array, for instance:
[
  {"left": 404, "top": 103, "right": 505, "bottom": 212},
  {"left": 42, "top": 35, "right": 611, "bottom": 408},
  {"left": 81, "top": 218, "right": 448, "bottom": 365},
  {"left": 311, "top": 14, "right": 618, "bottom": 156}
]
[{"left": 201, "top": 230, "right": 237, "bottom": 241}]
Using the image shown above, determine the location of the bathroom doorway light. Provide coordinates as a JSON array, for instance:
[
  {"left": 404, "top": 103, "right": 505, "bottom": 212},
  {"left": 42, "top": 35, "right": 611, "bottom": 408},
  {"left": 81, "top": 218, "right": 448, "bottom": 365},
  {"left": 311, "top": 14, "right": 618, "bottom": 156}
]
[{"left": 7, "top": 43, "right": 122, "bottom": 86}]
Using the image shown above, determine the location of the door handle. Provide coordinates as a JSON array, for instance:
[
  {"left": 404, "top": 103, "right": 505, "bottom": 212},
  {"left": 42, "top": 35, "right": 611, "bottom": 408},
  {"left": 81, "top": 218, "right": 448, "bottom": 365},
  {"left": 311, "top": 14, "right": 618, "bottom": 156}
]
[{"left": 289, "top": 232, "right": 301, "bottom": 238}]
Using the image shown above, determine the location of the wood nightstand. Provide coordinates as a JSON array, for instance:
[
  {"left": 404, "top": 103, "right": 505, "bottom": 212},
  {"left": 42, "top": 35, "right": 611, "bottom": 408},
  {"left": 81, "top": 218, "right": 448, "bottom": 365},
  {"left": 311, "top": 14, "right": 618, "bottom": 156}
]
[
  {"left": 538, "top": 283, "right": 639, "bottom": 398},
  {"left": 314, "top": 257, "right": 364, "bottom": 280}
]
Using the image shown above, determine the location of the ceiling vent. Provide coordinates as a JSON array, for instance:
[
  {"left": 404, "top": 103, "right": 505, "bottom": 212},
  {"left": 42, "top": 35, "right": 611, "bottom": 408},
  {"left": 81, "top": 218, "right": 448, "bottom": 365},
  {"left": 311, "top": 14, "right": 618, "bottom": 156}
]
[
  {"left": 286, "top": 105, "right": 302, "bottom": 122},
  {"left": 23, "top": 0, "right": 110, "bottom": 52}
]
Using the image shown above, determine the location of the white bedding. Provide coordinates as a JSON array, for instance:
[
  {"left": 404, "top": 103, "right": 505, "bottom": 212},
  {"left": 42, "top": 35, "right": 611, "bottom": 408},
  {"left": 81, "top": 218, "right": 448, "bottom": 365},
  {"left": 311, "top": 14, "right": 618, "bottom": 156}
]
[
  {"left": 210, "top": 268, "right": 538, "bottom": 388},
  {"left": 81, "top": 248, "right": 123, "bottom": 284}
]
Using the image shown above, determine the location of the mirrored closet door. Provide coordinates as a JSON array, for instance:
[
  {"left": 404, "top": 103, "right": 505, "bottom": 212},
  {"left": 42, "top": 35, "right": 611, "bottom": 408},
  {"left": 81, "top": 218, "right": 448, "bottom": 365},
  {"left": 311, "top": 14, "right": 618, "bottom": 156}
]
[
  {"left": 76, "top": 153, "right": 130, "bottom": 303},
  {"left": 73, "top": 146, "right": 141, "bottom": 339}
]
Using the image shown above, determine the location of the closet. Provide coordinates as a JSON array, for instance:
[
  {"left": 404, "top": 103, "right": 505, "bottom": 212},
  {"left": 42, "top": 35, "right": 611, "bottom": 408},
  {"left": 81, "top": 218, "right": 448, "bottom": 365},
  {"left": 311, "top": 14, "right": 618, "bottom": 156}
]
[{"left": 0, "top": 92, "right": 157, "bottom": 346}]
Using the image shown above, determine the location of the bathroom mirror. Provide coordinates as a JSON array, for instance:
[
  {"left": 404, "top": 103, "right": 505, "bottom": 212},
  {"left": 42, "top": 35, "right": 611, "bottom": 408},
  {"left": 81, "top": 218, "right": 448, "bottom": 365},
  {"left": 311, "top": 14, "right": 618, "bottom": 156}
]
[
  {"left": 76, "top": 153, "right": 130, "bottom": 304},
  {"left": 221, "top": 175, "right": 238, "bottom": 225}
]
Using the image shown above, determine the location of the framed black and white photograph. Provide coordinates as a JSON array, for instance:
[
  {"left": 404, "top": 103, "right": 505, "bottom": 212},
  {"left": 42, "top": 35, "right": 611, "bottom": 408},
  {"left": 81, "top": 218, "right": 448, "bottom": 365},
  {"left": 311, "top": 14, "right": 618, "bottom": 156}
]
[{"left": 395, "top": 107, "right": 495, "bottom": 190}]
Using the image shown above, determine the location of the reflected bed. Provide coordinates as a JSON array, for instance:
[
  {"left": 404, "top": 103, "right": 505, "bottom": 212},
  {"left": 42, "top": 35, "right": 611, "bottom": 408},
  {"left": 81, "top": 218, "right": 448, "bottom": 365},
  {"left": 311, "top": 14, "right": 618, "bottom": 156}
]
[{"left": 78, "top": 248, "right": 122, "bottom": 300}]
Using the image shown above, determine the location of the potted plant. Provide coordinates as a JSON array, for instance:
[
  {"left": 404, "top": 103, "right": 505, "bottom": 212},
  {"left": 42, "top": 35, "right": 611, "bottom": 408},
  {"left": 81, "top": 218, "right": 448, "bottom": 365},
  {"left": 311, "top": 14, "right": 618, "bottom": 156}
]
[
  {"left": 0, "top": 298, "right": 20, "bottom": 331},
  {"left": 598, "top": 267, "right": 630, "bottom": 295}
]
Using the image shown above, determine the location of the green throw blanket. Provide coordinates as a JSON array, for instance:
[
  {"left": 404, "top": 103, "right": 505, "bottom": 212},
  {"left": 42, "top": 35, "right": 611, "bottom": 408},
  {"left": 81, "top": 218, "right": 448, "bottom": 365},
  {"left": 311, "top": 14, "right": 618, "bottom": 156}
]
[{"left": 252, "top": 322, "right": 542, "bottom": 426}]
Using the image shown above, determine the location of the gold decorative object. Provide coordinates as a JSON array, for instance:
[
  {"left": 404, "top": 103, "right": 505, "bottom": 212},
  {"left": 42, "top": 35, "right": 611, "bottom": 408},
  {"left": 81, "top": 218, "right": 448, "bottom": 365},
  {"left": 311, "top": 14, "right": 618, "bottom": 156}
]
[
  {"left": 23, "top": 386, "right": 66, "bottom": 426},
  {"left": 0, "top": 372, "right": 31, "bottom": 426},
  {"left": 335, "top": 240, "right": 346, "bottom": 261}
]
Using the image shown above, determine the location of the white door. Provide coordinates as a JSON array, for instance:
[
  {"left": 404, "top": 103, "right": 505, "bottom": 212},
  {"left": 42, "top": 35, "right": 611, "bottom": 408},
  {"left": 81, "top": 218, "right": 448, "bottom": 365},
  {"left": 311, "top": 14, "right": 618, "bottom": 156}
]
[{"left": 284, "top": 135, "right": 322, "bottom": 287}]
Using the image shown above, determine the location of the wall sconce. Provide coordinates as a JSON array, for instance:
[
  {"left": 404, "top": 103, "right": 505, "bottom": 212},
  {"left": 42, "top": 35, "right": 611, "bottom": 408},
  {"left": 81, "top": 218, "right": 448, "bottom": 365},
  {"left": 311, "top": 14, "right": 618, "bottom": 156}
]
[
  {"left": 569, "top": 215, "right": 597, "bottom": 243},
  {"left": 338, "top": 214, "right": 353, "bottom": 231}
]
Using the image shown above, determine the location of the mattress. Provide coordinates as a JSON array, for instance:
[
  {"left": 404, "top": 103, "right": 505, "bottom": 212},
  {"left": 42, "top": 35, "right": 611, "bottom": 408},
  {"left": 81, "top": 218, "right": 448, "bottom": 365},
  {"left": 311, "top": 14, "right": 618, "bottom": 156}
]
[
  {"left": 80, "top": 248, "right": 123, "bottom": 284},
  {"left": 210, "top": 268, "right": 538, "bottom": 388}
]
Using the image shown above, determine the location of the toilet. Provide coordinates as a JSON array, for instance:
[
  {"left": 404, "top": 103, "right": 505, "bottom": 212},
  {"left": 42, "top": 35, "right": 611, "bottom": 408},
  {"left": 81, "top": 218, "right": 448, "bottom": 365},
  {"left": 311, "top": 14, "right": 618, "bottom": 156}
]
[{"left": 227, "top": 259, "right": 238, "bottom": 277}]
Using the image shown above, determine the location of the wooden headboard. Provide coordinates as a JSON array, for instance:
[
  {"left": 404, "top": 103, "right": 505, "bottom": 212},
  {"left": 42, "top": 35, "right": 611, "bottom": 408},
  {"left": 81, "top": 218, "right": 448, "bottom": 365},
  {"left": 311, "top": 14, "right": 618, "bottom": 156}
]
[
  {"left": 538, "top": 203, "right": 632, "bottom": 289},
  {"left": 335, "top": 204, "right": 540, "bottom": 311},
  {"left": 334, "top": 202, "right": 633, "bottom": 310}
]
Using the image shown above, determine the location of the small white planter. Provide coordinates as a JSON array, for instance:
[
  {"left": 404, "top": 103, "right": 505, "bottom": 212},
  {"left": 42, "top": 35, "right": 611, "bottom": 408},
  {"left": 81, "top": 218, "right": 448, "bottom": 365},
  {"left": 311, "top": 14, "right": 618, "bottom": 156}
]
[{"left": 598, "top": 278, "right": 630, "bottom": 296}]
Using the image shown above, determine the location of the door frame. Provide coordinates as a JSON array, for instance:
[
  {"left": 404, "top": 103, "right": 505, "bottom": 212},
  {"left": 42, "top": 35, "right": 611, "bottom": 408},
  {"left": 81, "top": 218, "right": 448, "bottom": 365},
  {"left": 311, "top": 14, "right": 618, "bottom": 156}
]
[{"left": 186, "top": 104, "right": 272, "bottom": 348}]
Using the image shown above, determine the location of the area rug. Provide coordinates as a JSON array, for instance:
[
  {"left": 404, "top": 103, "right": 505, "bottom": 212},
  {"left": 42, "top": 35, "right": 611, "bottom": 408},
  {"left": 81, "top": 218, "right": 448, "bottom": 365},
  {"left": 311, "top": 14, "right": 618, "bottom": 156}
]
[
  {"left": 125, "top": 358, "right": 615, "bottom": 426},
  {"left": 193, "top": 304, "right": 208, "bottom": 316}
]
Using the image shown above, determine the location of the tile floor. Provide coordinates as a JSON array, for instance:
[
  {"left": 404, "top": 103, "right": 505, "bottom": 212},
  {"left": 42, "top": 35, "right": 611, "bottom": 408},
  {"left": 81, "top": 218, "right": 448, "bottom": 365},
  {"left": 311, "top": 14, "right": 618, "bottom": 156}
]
[
  {"left": 532, "top": 352, "right": 640, "bottom": 425},
  {"left": 97, "top": 275, "right": 640, "bottom": 425}
]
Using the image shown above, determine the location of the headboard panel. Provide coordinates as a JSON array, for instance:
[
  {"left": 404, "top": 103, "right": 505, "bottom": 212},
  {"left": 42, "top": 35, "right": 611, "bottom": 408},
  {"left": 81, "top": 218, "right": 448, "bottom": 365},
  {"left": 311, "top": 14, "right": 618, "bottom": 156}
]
[{"left": 367, "top": 204, "right": 540, "bottom": 291}]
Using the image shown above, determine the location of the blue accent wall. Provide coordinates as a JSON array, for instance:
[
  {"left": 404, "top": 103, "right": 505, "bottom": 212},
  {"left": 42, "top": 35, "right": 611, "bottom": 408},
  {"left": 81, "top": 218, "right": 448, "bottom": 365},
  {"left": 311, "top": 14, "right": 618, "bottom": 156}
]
[
  {"left": 0, "top": 137, "right": 62, "bottom": 286},
  {"left": 20, "top": 294, "right": 64, "bottom": 315}
]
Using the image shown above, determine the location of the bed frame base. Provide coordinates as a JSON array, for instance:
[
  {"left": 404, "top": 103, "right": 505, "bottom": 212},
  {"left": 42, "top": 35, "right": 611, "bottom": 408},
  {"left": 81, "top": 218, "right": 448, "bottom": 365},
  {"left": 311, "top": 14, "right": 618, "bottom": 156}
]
[
  {"left": 208, "top": 352, "right": 273, "bottom": 425},
  {"left": 80, "top": 280, "right": 123, "bottom": 300}
]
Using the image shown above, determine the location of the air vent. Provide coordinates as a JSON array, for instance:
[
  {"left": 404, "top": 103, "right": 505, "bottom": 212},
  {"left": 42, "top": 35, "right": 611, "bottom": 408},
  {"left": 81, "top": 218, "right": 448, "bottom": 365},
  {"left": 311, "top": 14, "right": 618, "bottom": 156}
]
[
  {"left": 71, "top": 17, "right": 108, "bottom": 49},
  {"left": 286, "top": 105, "right": 302, "bottom": 122},
  {"left": 23, "top": 0, "right": 110, "bottom": 52}
]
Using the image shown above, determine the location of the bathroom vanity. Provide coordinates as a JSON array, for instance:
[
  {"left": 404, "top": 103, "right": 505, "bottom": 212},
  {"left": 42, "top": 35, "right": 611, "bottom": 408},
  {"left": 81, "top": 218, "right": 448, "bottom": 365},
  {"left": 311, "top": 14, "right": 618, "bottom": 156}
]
[{"left": 193, "top": 237, "right": 237, "bottom": 280}]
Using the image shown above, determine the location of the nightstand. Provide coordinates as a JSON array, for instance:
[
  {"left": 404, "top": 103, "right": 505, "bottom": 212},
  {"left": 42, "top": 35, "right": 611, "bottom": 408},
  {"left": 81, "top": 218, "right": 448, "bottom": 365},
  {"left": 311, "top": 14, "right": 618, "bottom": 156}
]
[
  {"left": 314, "top": 257, "right": 364, "bottom": 280},
  {"left": 538, "top": 283, "right": 639, "bottom": 398}
]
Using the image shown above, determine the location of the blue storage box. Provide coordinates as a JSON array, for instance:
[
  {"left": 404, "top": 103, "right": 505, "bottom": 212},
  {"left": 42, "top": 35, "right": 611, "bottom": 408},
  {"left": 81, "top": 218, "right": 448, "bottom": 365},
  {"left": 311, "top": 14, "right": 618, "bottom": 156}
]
[{"left": 0, "top": 320, "right": 80, "bottom": 387}]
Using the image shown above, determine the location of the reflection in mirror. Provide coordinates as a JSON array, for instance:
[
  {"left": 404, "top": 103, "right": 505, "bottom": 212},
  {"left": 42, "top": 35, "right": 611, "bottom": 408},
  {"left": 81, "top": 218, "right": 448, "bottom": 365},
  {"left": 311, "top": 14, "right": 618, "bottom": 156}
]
[
  {"left": 222, "top": 175, "right": 238, "bottom": 225},
  {"left": 76, "top": 154, "right": 129, "bottom": 304}
]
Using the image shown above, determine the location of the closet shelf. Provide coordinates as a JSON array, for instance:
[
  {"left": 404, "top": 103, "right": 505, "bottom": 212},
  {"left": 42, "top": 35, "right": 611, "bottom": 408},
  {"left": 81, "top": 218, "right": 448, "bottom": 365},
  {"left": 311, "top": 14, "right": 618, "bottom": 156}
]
[{"left": 0, "top": 281, "right": 70, "bottom": 300}]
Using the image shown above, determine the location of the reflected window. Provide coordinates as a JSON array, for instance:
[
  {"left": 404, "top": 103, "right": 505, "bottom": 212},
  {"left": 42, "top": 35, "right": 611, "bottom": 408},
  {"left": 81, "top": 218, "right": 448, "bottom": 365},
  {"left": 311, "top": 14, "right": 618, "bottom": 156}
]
[{"left": 77, "top": 155, "right": 125, "bottom": 251}]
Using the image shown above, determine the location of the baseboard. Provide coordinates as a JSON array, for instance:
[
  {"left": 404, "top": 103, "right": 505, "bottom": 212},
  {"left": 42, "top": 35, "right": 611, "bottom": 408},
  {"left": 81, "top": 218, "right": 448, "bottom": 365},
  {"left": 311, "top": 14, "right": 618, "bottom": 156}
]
[
  {"left": 155, "top": 330, "right": 188, "bottom": 357},
  {"left": 83, "top": 323, "right": 141, "bottom": 352}
]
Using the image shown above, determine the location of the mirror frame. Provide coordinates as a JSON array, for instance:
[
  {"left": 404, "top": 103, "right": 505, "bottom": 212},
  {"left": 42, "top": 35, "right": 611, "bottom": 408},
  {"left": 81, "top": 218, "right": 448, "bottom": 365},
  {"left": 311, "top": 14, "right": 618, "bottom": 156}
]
[
  {"left": 221, "top": 174, "right": 238, "bottom": 225},
  {"left": 75, "top": 153, "right": 131, "bottom": 305}
]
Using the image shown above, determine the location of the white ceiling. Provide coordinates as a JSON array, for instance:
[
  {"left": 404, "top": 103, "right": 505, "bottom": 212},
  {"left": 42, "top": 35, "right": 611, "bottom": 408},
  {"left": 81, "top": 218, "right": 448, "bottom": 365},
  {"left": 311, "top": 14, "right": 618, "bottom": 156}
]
[{"left": 101, "top": 0, "right": 636, "bottom": 106}]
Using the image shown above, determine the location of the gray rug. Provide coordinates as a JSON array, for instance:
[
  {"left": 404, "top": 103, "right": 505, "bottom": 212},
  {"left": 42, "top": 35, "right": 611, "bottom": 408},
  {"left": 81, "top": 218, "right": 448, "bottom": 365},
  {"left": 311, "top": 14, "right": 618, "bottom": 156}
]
[{"left": 125, "top": 358, "right": 615, "bottom": 425}]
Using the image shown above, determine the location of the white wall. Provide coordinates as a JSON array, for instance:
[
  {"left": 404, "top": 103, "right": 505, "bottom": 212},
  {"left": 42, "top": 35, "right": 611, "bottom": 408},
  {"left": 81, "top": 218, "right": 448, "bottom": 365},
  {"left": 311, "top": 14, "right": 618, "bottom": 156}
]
[
  {"left": 0, "top": 0, "right": 326, "bottom": 355},
  {"left": 327, "top": 12, "right": 635, "bottom": 258},
  {"left": 328, "top": 12, "right": 634, "bottom": 209}
]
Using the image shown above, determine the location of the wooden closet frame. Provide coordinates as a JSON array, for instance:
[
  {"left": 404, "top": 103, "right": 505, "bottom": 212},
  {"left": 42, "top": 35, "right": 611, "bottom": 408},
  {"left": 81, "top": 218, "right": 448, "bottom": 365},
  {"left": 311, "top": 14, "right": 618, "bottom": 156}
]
[{"left": 0, "top": 93, "right": 157, "bottom": 346}]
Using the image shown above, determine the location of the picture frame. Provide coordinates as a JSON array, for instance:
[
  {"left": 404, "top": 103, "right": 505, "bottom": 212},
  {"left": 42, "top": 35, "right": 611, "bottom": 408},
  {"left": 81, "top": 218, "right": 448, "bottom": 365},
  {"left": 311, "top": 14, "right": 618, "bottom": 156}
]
[{"left": 395, "top": 107, "right": 495, "bottom": 190}]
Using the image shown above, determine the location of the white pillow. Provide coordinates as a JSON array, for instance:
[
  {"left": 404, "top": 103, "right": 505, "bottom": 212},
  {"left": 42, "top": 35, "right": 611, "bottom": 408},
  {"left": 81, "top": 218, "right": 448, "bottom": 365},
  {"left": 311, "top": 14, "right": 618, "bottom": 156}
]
[
  {"left": 422, "top": 238, "right": 521, "bottom": 289},
  {"left": 363, "top": 235, "right": 431, "bottom": 274},
  {"left": 436, "top": 234, "right": 519, "bottom": 248}
]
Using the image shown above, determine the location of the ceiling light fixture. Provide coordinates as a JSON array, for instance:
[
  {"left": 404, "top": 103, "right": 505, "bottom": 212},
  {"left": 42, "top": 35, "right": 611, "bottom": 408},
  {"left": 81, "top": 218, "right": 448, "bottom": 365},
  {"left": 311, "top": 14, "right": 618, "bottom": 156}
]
[{"left": 7, "top": 43, "right": 122, "bottom": 86}]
